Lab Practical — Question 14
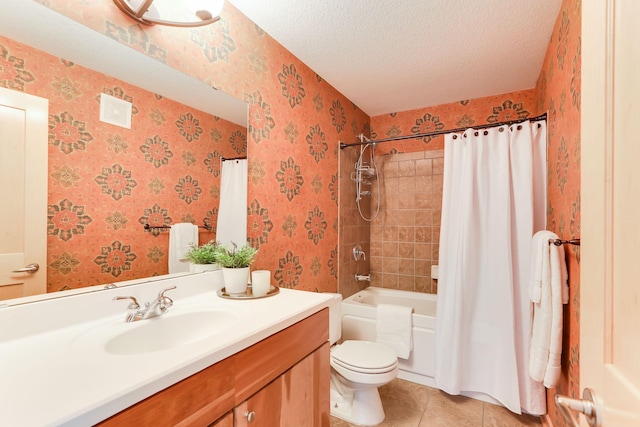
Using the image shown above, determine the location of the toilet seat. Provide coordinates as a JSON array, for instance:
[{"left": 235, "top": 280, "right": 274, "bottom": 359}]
[{"left": 331, "top": 340, "right": 397, "bottom": 374}]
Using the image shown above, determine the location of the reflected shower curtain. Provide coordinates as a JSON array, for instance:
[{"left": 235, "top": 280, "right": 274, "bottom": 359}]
[
  {"left": 216, "top": 159, "right": 247, "bottom": 247},
  {"left": 435, "top": 121, "right": 547, "bottom": 415}
]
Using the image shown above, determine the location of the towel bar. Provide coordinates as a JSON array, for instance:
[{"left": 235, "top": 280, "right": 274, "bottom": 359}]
[
  {"left": 549, "top": 238, "right": 580, "bottom": 246},
  {"left": 143, "top": 223, "right": 212, "bottom": 231}
]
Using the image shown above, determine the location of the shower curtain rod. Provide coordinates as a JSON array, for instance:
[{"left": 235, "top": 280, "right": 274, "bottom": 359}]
[{"left": 339, "top": 113, "right": 547, "bottom": 149}]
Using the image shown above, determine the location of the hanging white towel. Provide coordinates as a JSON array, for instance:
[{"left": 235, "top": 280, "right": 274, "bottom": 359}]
[
  {"left": 216, "top": 159, "right": 248, "bottom": 247},
  {"left": 168, "top": 223, "right": 198, "bottom": 274},
  {"left": 529, "top": 230, "right": 569, "bottom": 388},
  {"left": 376, "top": 304, "right": 413, "bottom": 359}
]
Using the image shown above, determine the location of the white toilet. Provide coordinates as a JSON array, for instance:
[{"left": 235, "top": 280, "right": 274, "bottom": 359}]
[{"left": 328, "top": 293, "right": 399, "bottom": 426}]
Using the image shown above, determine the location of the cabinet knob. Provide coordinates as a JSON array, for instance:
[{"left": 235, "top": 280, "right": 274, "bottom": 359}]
[{"left": 243, "top": 410, "right": 256, "bottom": 422}]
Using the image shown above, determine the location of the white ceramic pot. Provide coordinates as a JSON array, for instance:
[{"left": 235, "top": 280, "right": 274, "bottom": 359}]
[
  {"left": 222, "top": 266, "right": 250, "bottom": 294},
  {"left": 190, "top": 263, "right": 220, "bottom": 273}
]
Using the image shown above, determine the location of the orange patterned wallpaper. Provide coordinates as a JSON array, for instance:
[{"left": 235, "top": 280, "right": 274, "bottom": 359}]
[
  {"left": 23, "top": 0, "right": 371, "bottom": 292},
  {"left": 371, "top": 89, "right": 537, "bottom": 155},
  {"left": 534, "top": 0, "right": 581, "bottom": 424},
  {"left": 0, "top": 35, "right": 245, "bottom": 291}
]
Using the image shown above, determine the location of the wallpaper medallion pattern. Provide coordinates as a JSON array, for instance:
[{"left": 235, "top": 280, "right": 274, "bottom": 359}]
[
  {"left": 0, "top": 33, "right": 245, "bottom": 290},
  {"left": 534, "top": 0, "right": 581, "bottom": 425},
  {"left": 15, "top": 0, "right": 370, "bottom": 293},
  {"left": 370, "top": 90, "right": 535, "bottom": 156}
]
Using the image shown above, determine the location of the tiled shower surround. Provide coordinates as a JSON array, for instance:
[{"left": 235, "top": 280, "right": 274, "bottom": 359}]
[{"left": 369, "top": 150, "right": 443, "bottom": 294}]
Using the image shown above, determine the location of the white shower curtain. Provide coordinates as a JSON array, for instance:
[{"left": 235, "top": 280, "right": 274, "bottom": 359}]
[
  {"left": 216, "top": 159, "right": 247, "bottom": 247},
  {"left": 435, "top": 121, "right": 547, "bottom": 415}
]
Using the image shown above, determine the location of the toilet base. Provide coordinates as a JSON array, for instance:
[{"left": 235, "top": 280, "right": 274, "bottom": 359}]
[{"left": 330, "top": 384, "right": 385, "bottom": 426}]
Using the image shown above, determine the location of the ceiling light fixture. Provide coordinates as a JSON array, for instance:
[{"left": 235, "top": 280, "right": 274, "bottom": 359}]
[{"left": 113, "top": 0, "right": 224, "bottom": 27}]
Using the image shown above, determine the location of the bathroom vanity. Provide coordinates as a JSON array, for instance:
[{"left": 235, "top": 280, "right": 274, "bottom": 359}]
[{"left": 0, "top": 272, "right": 332, "bottom": 426}]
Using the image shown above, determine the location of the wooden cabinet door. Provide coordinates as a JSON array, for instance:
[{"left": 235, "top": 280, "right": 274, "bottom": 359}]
[
  {"left": 209, "top": 411, "right": 233, "bottom": 427},
  {"left": 235, "top": 342, "right": 330, "bottom": 427}
]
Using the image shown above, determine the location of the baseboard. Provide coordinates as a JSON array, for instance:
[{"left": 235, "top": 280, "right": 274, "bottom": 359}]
[{"left": 541, "top": 413, "right": 554, "bottom": 427}]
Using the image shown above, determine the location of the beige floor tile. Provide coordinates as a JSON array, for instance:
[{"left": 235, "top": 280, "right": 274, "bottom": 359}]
[
  {"left": 379, "top": 379, "right": 431, "bottom": 413},
  {"left": 331, "top": 379, "right": 542, "bottom": 427},
  {"left": 377, "top": 406, "right": 425, "bottom": 427},
  {"left": 419, "top": 390, "right": 484, "bottom": 427},
  {"left": 330, "top": 416, "right": 355, "bottom": 427},
  {"left": 482, "top": 402, "right": 542, "bottom": 427}
]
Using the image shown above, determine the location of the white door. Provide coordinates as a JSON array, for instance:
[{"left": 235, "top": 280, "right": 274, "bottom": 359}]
[
  {"left": 578, "top": 0, "right": 640, "bottom": 425},
  {"left": 0, "top": 87, "right": 48, "bottom": 299}
]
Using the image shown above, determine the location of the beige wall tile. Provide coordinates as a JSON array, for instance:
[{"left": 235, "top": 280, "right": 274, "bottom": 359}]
[
  {"left": 393, "top": 152, "right": 425, "bottom": 161},
  {"left": 371, "top": 225, "right": 384, "bottom": 241},
  {"left": 415, "top": 227, "right": 432, "bottom": 242},
  {"left": 399, "top": 258, "right": 415, "bottom": 274},
  {"left": 424, "top": 150, "right": 444, "bottom": 159},
  {"left": 398, "top": 176, "right": 416, "bottom": 193},
  {"left": 415, "top": 158, "right": 433, "bottom": 176},
  {"left": 382, "top": 273, "right": 398, "bottom": 288},
  {"left": 398, "top": 160, "right": 416, "bottom": 177},
  {"left": 398, "top": 274, "right": 415, "bottom": 291},
  {"left": 398, "top": 242, "right": 414, "bottom": 258},
  {"left": 398, "top": 193, "right": 416, "bottom": 209},
  {"left": 415, "top": 275, "right": 432, "bottom": 293},
  {"left": 370, "top": 242, "right": 383, "bottom": 257},
  {"left": 382, "top": 160, "right": 399, "bottom": 178},
  {"left": 398, "top": 227, "right": 415, "bottom": 242},
  {"left": 370, "top": 272, "right": 382, "bottom": 288},
  {"left": 416, "top": 175, "right": 433, "bottom": 192},
  {"left": 383, "top": 241, "right": 399, "bottom": 257},
  {"left": 415, "top": 243, "right": 431, "bottom": 260},
  {"left": 370, "top": 256, "right": 383, "bottom": 273},
  {"left": 383, "top": 225, "right": 399, "bottom": 241},
  {"left": 383, "top": 257, "right": 399, "bottom": 274},
  {"left": 415, "top": 260, "right": 431, "bottom": 276},
  {"left": 397, "top": 210, "right": 415, "bottom": 226},
  {"left": 384, "top": 177, "right": 399, "bottom": 194},
  {"left": 415, "top": 210, "right": 432, "bottom": 226},
  {"left": 416, "top": 193, "right": 433, "bottom": 209},
  {"left": 432, "top": 158, "right": 444, "bottom": 175}
]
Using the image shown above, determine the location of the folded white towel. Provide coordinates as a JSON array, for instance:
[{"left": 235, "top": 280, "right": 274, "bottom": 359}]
[
  {"left": 168, "top": 223, "right": 198, "bottom": 274},
  {"left": 376, "top": 303, "right": 413, "bottom": 359}
]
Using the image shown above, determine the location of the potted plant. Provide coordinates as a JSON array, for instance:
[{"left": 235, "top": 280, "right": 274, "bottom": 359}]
[
  {"left": 214, "top": 242, "right": 258, "bottom": 294},
  {"left": 185, "top": 241, "right": 220, "bottom": 273}
]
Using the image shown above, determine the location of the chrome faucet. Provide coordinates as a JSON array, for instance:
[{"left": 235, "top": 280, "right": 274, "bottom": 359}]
[{"left": 113, "top": 286, "right": 177, "bottom": 322}]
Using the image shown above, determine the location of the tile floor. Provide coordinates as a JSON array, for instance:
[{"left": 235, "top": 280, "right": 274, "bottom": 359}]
[{"left": 330, "top": 379, "right": 542, "bottom": 427}]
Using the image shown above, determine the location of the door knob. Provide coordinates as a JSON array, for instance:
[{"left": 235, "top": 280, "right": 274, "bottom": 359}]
[
  {"left": 11, "top": 263, "right": 39, "bottom": 273},
  {"left": 555, "top": 388, "right": 603, "bottom": 427}
]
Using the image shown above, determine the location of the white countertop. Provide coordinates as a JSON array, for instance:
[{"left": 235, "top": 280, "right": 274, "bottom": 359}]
[{"left": 0, "top": 273, "right": 332, "bottom": 426}]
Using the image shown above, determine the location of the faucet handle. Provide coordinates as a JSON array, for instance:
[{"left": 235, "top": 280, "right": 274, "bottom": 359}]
[
  {"left": 157, "top": 286, "right": 176, "bottom": 312},
  {"left": 157, "top": 285, "right": 176, "bottom": 299},
  {"left": 113, "top": 295, "right": 140, "bottom": 310}
]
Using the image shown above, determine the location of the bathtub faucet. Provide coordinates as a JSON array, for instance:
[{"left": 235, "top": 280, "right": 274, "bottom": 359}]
[{"left": 354, "top": 274, "right": 371, "bottom": 282}]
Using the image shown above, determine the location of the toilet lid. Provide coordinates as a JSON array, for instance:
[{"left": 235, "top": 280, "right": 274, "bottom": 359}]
[{"left": 331, "top": 340, "right": 397, "bottom": 374}]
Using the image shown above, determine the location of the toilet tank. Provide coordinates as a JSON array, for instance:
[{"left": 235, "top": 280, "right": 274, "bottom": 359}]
[{"left": 326, "top": 293, "right": 343, "bottom": 345}]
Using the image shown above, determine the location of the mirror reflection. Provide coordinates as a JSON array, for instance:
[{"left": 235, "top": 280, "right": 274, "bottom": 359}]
[{"left": 0, "top": 2, "right": 248, "bottom": 301}]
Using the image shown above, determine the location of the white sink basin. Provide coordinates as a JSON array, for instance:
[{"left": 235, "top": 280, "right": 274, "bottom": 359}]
[{"left": 71, "top": 307, "right": 242, "bottom": 355}]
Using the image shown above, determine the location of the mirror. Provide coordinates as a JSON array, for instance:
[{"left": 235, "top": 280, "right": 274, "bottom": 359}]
[{"left": 0, "top": 2, "right": 248, "bottom": 302}]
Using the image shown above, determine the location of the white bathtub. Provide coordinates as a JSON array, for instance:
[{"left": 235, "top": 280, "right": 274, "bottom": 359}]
[{"left": 341, "top": 287, "right": 437, "bottom": 387}]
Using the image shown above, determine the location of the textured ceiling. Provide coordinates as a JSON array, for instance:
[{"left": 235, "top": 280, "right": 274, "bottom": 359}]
[{"left": 228, "top": 0, "right": 562, "bottom": 116}]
